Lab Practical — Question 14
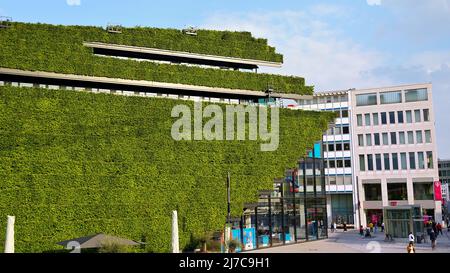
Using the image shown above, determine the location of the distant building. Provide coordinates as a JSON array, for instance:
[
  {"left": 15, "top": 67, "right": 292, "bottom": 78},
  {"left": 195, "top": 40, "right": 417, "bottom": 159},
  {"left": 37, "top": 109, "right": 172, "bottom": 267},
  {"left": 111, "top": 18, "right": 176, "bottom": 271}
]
[
  {"left": 349, "top": 83, "right": 441, "bottom": 225},
  {"left": 294, "top": 83, "right": 442, "bottom": 228}
]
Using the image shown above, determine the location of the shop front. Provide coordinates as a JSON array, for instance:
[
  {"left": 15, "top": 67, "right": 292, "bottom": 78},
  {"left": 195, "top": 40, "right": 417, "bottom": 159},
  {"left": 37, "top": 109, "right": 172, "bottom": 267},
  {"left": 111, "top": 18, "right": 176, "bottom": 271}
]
[{"left": 226, "top": 148, "right": 328, "bottom": 252}]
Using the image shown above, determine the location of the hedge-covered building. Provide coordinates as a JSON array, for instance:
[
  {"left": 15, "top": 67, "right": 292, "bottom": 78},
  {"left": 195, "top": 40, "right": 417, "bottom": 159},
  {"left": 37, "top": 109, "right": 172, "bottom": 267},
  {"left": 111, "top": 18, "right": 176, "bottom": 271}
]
[{"left": 0, "top": 21, "right": 334, "bottom": 252}]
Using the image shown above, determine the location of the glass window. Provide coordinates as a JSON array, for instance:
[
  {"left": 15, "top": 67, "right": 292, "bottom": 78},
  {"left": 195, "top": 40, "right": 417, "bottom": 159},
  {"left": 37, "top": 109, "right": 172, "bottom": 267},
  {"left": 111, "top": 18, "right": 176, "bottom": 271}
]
[
  {"left": 389, "top": 111, "right": 395, "bottom": 124},
  {"left": 409, "top": 152, "right": 416, "bottom": 170},
  {"left": 326, "top": 97, "right": 332, "bottom": 103},
  {"left": 375, "top": 154, "right": 382, "bottom": 171},
  {"left": 366, "top": 134, "right": 372, "bottom": 146},
  {"left": 359, "top": 155, "right": 366, "bottom": 171},
  {"left": 399, "top": 132, "right": 406, "bottom": 144},
  {"left": 397, "top": 111, "right": 404, "bottom": 123},
  {"left": 414, "top": 182, "right": 434, "bottom": 200},
  {"left": 374, "top": 133, "right": 380, "bottom": 146},
  {"left": 364, "top": 184, "right": 382, "bottom": 201},
  {"left": 329, "top": 176, "right": 336, "bottom": 185},
  {"left": 344, "top": 176, "right": 352, "bottom": 185},
  {"left": 328, "top": 143, "right": 335, "bottom": 151},
  {"left": 392, "top": 153, "right": 399, "bottom": 170},
  {"left": 344, "top": 159, "right": 351, "bottom": 168},
  {"left": 358, "top": 134, "right": 364, "bottom": 147},
  {"left": 405, "top": 88, "right": 428, "bottom": 102},
  {"left": 365, "top": 113, "right": 371, "bottom": 126},
  {"left": 337, "top": 160, "right": 344, "bottom": 168},
  {"left": 388, "top": 183, "right": 408, "bottom": 200},
  {"left": 380, "top": 91, "right": 402, "bottom": 104},
  {"left": 329, "top": 160, "right": 336, "bottom": 168},
  {"left": 400, "top": 153, "right": 407, "bottom": 170},
  {"left": 416, "top": 131, "right": 423, "bottom": 144},
  {"left": 367, "top": 154, "right": 374, "bottom": 171},
  {"left": 343, "top": 126, "right": 349, "bottom": 134},
  {"left": 414, "top": 109, "right": 421, "bottom": 122},
  {"left": 357, "top": 114, "right": 363, "bottom": 126},
  {"left": 423, "top": 109, "right": 430, "bottom": 121},
  {"left": 382, "top": 133, "right": 389, "bottom": 145},
  {"left": 342, "top": 110, "right": 349, "bottom": 118},
  {"left": 406, "top": 111, "right": 412, "bottom": 123},
  {"left": 390, "top": 132, "right": 397, "bottom": 145},
  {"left": 427, "top": 151, "right": 433, "bottom": 169},
  {"left": 334, "top": 126, "right": 342, "bottom": 134},
  {"left": 356, "top": 93, "right": 377, "bottom": 106},
  {"left": 336, "top": 176, "right": 344, "bottom": 185},
  {"left": 425, "top": 130, "right": 431, "bottom": 143},
  {"left": 381, "top": 112, "right": 387, "bottom": 124},
  {"left": 344, "top": 143, "right": 350, "bottom": 151},
  {"left": 418, "top": 152, "right": 425, "bottom": 169},
  {"left": 373, "top": 113, "right": 379, "bottom": 125},
  {"left": 384, "top": 153, "right": 390, "bottom": 170},
  {"left": 336, "top": 143, "right": 342, "bottom": 151},
  {"left": 407, "top": 131, "right": 414, "bottom": 144}
]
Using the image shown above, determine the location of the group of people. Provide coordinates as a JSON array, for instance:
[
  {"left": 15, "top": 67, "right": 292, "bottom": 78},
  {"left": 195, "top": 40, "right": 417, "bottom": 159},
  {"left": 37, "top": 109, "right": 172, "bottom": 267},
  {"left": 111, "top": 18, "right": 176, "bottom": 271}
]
[
  {"left": 330, "top": 222, "right": 348, "bottom": 232},
  {"left": 407, "top": 219, "right": 444, "bottom": 253},
  {"left": 359, "top": 222, "right": 385, "bottom": 238}
]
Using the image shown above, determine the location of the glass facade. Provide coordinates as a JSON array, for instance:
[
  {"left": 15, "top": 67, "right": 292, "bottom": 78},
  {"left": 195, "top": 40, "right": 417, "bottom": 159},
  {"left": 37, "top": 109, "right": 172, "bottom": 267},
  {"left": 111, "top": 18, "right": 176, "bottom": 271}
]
[
  {"left": 237, "top": 151, "right": 327, "bottom": 251},
  {"left": 364, "top": 184, "right": 382, "bottom": 201},
  {"left": 384, "top": 206, "right": 423, "bottom": 238},
  {"left": 356, "top": 93, "right": 377, "bottom": 106},
  {"left": 380, "top": 91, "right": 402, "bottom": 104},
  {"left": 405, "top": 88, "right": 428, "bottom": 102},
  {"left": 414, "top": 182, "right": 433, "bottom": 200},
  {"left": 387, "top": 183, "right": 408, "bottom": 201}
]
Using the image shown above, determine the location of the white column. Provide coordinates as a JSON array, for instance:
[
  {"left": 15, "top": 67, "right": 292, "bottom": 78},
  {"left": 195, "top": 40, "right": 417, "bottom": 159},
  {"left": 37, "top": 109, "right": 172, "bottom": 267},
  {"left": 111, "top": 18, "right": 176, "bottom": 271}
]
[
  {"left": 4, "top": 215, "right": 15, "bottom": 253},
  {"left": 171, "top": 211, "right": 179, "bottom": 253}
]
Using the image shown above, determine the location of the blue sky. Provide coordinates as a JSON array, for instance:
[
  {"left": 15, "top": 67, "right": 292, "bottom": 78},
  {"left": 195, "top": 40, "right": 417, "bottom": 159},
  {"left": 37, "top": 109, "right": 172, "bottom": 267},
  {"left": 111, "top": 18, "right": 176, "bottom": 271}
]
[{"left": 1, "top": 0, "right": 450, "bottom": 158}]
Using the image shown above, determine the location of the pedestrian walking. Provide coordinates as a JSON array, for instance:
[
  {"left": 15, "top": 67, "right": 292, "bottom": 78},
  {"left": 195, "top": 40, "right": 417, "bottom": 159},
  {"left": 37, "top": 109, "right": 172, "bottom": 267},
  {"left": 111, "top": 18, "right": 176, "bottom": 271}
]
[
  {"left": 406, "top": 242, "right": 416, "bottom": 253},
  {"left": 432, "top": 221, "right": 437, "bottom": 235},
  {"left": 330, "top": 222, "right": 335, "bottom": 233},
  {"left": 408, "top": 232, "right": 415, "bottom": 244},
  {"left": 365, "top": 227, "right": 371, "bottom": 238},
  {"left": 381, "top": 222, "right": 385, "bottom": 232},
  {"left": 369, "top": 222, "right": 374, "bottom": 233},
  {"left": 343, "top": 222, "right": 347, "bottom": 232},
  {"left": 374, "top": 223, "right": 378, "bottom": 233},
  {"left": 359, "top": 225, "right": 364, "bottom": 237},
  {"left": 429, "top": 230, "right": 436, "bottom": 250},
  {"left": 437, "top": 222, "right": 443, "bottom": 235},
  {"left": 333, "top": 222, "right": 337, "bottom": 232}
]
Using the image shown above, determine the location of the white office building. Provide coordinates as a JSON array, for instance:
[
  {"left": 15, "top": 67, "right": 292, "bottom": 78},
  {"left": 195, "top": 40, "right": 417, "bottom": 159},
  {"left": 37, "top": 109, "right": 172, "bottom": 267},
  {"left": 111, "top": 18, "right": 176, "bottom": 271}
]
[
  {"left": 294, "top": 83, "right": 441, "bottom": 229},
  {"left": 349, "top": 83, "right": 441, "bottom": 227},
  {"left": 295, "top": 91, "right": 355, "bottom": 227}
]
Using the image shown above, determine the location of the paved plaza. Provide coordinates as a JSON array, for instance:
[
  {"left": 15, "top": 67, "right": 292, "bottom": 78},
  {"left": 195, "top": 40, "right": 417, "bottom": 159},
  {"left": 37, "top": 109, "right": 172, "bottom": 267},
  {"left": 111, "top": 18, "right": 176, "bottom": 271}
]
[{"left": 248, "top": 229, "right": 450, "bottom": 253}]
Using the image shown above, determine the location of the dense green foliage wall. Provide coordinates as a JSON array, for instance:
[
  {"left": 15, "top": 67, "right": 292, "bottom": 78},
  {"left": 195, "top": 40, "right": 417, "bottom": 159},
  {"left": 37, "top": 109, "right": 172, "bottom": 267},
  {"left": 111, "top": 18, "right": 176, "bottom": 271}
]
[
  {"left": 0, "top": 23, "right": 313, "bottom": 95},
  {"left": 0, "top": 86, "right": 334, "bottom": 252}
]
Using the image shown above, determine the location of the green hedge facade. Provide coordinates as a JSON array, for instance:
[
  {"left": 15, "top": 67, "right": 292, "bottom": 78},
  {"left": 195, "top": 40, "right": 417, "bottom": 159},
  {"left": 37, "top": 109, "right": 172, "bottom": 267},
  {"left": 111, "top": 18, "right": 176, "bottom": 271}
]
[
  {"left": 0, "top": 23, "right": 313, "bottom": 95},
  {"left": 0, "top": 86, "right": 334, "bottom": 252}
]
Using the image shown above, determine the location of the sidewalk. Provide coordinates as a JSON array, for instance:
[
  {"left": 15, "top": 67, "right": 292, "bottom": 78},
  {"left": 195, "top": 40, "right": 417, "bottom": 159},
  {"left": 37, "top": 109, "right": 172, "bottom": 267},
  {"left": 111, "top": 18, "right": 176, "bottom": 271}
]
[{"left": 247, "top": 229, "right": 450, "bottom": 253}]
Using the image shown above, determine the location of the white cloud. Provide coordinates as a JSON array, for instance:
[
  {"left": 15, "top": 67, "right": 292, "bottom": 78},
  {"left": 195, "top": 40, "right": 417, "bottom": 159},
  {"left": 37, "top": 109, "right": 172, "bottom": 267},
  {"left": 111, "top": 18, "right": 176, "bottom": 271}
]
[
  {"left": 366, "top": 0, "right": 382, "bottom": 6},
  {"left": 66, "top": 0, "right": 81, "bottom": 6},
  {"left": 201, "top": 10, "right": 389, "bottom": 92}
]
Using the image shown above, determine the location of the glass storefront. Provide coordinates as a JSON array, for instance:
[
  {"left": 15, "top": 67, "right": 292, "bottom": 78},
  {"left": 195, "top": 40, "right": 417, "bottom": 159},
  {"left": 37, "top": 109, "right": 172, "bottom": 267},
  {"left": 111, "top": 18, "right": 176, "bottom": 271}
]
[
  {"left": 383, "top": 205, "right": 423, "bottom": 238},
  {"left": 229, "top": 145, "right": 327, "bottom": 251}
]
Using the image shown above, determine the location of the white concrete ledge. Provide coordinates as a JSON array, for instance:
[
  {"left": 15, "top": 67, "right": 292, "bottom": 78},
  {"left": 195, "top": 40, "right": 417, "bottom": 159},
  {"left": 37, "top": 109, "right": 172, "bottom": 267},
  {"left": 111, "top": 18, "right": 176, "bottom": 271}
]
[
  {"left": 0, "top": 67, "right": 312, "bottom": 100},
  {"left": 84, "top": 41, "right": 283, "bottom": 68}
]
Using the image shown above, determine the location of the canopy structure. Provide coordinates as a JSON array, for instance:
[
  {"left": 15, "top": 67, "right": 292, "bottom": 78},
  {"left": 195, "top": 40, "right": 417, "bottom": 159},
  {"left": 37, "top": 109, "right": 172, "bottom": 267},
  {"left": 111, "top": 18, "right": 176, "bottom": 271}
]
[{"left": 57, "top": 233, "right": 140, "bottom": 249}]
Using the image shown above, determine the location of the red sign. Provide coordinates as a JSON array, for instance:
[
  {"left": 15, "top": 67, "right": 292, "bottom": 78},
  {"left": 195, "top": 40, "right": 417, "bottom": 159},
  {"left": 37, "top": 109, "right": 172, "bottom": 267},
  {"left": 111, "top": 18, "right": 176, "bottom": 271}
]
[
  {"left": 434, "top": 181, "right": 442, "bottom": 201},
  {"left": 390, "top": 201, "right": 398, "bottom": 206}
]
